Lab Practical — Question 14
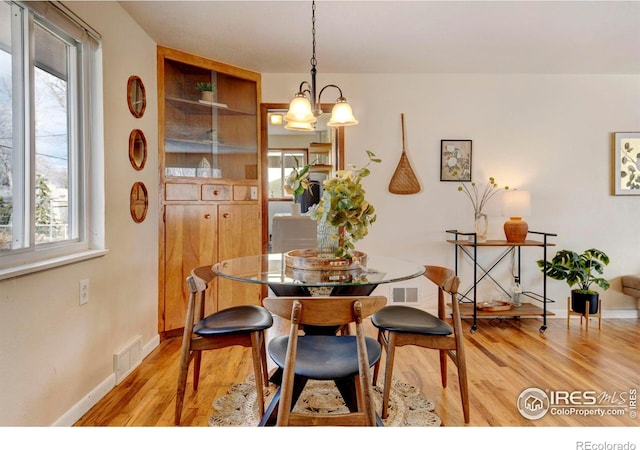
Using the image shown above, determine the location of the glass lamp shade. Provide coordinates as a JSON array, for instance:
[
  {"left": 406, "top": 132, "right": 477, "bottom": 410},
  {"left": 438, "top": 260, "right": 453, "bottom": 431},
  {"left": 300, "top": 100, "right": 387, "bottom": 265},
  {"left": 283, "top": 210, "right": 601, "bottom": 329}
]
[
  {"left": 284, "top": 94, "right": 317, "bottom": 124},
  {"left": 327, "top": 99, "right": 358, "bottom": 127},
  {"left": 284, "top": 120, "right": 314, "bottom": 131},
  {"left": 502, "top": 190, "right": 531, "bottom": 243}
]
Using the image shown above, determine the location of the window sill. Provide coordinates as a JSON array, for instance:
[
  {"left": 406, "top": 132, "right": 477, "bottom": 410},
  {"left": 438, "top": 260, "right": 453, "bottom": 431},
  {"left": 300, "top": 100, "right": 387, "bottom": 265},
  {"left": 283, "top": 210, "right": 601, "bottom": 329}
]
[{"left": 0, "top": 249, "right": 110, "bottom": 281}]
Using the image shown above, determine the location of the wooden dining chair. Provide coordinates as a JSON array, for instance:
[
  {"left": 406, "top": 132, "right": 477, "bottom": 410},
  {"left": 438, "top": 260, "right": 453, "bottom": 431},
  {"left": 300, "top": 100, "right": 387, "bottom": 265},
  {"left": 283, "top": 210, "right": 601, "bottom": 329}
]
[
  {"left": 263, "top": 295, "right": 387, "bottom": 426},
  {"left": 175, "top": 265, "right": 273, "bottom": 425},
  {"left": 371, "top": 265, "right": 469, "bottom": 423}
]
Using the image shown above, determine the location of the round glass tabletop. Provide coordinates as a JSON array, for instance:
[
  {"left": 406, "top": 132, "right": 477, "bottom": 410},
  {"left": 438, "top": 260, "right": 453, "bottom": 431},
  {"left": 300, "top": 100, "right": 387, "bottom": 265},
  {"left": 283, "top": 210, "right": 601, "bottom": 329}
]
[{"left": 212, "top": 253, "right": 425, "bottom": 288}]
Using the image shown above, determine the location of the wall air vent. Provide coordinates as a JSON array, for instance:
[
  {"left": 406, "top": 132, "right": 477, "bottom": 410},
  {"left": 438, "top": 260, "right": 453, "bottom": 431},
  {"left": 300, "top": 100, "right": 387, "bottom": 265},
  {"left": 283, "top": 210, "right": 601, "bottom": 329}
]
[{"left": 392, "top": 287, "right": 419, "bottom": 303}]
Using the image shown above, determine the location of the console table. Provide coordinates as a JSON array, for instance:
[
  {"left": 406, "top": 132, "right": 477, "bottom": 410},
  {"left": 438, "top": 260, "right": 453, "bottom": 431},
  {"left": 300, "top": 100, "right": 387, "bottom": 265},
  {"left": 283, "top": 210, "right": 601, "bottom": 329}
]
[{"left": 446, "top": 229, "right": 557, "bottom": 333}]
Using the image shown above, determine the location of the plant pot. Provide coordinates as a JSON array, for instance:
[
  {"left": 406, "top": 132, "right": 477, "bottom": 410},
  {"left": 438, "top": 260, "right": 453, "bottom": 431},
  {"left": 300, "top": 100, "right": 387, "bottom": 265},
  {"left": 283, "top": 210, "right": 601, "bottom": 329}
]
[
  {"left": 571, "top": 290, "right": 599, "bottom": 315},
  {"left": 200, "top": 90, "right": 214, "bottom": 102}
]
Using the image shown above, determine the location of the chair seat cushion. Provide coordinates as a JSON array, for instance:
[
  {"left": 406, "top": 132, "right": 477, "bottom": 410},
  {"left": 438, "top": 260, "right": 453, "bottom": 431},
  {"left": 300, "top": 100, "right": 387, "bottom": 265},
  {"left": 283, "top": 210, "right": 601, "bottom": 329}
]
[
  {"left": 371, "top": 305, "right": 453, "bottom": 335},
  {"left": 268, "top": 335, "right": 381, "bottom": 380},
  {"left": 194, "top": 305, "right": 273, "bottom": 336}
]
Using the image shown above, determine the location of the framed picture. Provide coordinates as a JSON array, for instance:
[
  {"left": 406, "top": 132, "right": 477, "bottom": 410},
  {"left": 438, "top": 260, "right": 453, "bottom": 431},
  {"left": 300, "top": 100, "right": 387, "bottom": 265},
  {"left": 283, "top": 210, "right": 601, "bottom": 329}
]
[
  {"left": 440, "top": 140, "right": 472, "bottom": 181},
  {"left": 613, "top": 132, "right": 640, "bottom": 196}
]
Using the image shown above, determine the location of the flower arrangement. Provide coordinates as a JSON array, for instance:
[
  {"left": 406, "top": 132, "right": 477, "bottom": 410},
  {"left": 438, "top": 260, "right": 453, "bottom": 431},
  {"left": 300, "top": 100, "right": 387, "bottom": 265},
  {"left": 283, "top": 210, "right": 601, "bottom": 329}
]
[
  {"left": 284, "top": 156, "right": 312, "bottom": 198},
  {"left": 309, "top": 150, "right": 381, "bottom": 258},
  {"left": 457, "top": 176, "right": 508, "bottom": 215}
]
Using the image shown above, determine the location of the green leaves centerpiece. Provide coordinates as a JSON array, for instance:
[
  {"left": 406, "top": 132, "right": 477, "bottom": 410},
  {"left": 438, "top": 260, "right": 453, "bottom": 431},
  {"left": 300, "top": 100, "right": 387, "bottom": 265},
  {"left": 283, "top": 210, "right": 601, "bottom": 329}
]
[{"left": 309, "top": 150, "right": 381, "bottom": 258}]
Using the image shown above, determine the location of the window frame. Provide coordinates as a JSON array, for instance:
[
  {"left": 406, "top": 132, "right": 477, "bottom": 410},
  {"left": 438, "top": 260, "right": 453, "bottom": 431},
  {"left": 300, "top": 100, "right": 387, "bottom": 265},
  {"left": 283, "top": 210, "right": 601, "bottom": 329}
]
[
  {"left": 267, "top": 148, "right": 308, "bottom": 200},
  {"left": 0, "top": 1, "right": 106, "bottom": 279}
]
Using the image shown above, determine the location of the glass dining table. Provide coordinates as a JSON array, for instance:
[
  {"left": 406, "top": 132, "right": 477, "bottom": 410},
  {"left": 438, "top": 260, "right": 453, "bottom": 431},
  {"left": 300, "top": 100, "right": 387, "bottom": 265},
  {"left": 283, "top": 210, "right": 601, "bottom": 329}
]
[
  {"left": 212, "top": 252, "right": 426, "bottom": 426},
  {"left": 212, "top": 252, "right": 426, "bottom": 297}
]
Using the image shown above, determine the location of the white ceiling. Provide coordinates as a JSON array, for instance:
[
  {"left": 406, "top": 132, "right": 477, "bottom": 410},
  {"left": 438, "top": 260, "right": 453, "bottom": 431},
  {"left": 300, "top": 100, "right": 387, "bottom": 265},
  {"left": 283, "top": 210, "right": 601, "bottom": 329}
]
[{"left": 119, "top": 0, "right": 640, "bottom": 75}]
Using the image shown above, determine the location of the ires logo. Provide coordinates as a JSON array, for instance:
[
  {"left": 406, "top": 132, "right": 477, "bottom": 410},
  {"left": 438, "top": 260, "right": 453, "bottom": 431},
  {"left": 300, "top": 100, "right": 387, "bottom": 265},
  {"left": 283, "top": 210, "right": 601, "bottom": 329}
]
[
  {"left": 549, "top": 390, "right": 598, "bottom": 405},
  {"left": 517, "top": 388, "right": 636, "bottom": 420}
]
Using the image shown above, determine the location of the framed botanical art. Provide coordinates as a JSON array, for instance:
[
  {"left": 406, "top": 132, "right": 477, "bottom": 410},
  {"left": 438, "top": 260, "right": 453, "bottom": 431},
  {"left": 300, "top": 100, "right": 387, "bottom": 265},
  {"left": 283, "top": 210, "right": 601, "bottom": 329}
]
[
  {"left": 440, "top": 139, "right": 472, "bottom": 181},
  {"left": 613, "top": 132, "right": 640, "bottom": 195}
]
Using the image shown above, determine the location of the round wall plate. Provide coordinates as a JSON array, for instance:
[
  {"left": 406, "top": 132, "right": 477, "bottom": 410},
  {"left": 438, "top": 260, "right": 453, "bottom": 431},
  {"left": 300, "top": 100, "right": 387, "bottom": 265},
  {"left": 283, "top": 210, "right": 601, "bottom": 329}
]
[{"left": 130, "top": 181, "right": 148, "bottom": 223}]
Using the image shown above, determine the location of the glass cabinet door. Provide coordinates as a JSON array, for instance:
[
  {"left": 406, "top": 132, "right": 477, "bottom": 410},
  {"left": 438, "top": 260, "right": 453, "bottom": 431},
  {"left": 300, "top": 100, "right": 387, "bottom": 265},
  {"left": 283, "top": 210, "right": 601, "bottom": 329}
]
[{"left": 162, "top": 58, "right": 258, "bottom": 180}]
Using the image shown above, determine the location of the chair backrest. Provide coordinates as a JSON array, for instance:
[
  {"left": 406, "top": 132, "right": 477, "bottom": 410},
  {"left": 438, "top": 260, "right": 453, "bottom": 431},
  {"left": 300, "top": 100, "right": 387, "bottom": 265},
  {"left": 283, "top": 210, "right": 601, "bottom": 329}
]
[
  {"left": 423, "top": 265, "right": 460, "bottom": 320},
  {"left": 184, "top": 266, "right": 216, "bottom": 331},
  {"left": 264, "top": 296, "right": 387, "bottom": 326},
  {"left": 263, "top": 295, "right": 387, "bottom": 426}
]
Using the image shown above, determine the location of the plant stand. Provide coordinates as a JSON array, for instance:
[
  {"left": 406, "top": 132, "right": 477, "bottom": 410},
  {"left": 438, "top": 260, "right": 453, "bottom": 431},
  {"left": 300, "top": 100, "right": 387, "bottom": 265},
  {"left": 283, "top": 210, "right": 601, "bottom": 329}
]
[{"left": 567, "top": 296, "right": 601, "bottom": 331}]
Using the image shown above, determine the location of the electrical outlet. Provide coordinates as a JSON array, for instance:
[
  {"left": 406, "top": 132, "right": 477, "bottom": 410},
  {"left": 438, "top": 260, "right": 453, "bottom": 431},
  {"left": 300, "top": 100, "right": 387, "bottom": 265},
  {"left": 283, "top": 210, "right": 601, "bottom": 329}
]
[
  {"left": 250, "top": 186, "right": 258, "bottom": 200},
  {"left": 79, "top": 279, "right": 89, "bottom": 305}
]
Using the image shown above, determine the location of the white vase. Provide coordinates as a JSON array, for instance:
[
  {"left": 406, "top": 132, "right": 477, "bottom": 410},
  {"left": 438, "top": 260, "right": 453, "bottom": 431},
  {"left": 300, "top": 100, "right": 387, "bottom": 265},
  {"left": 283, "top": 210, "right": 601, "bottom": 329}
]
[
  {"left": 474, "top": 212, "right": 488, "bottom": 243},
  {"left": 290, "top": 202, "right": 301, "bottom": 215}
]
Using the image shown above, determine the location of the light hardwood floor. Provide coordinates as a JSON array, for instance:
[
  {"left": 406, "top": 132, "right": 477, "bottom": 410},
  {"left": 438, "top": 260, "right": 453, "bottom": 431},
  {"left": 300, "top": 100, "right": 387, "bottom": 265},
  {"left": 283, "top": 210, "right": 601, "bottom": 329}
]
[{"left": 73, "top": 316, "right": 640, "bottom": 427}]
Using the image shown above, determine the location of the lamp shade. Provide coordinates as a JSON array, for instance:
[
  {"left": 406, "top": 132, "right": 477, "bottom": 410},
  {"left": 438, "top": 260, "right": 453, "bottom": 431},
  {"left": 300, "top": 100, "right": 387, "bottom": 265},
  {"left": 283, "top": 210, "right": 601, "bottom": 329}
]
[
  {"left": 284, "top": 120, "right": 314, "bottom": 131},
  {"left": 502, "top": 190, "right": 531, "bottom": 243},
  {"left": 284, "top": 94, "right": 316, "bottom": 124},
  {"left": 502, "top": 190, "right": 531, "bottom": 217},
  {"left": 327, "top": 99, "right": 358, "bottom": 127}
]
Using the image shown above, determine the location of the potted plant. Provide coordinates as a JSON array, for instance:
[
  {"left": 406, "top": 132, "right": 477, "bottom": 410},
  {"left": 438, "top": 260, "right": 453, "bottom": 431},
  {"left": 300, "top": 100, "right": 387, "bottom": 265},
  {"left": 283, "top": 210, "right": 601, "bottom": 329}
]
[
  {"left": 284, "top": 156, "right": 312, "bottom": 215},
  {"left": 537, "top": 248, "right": 610, "bottom": 315},
  {"left": 196, "top": 81, "right": 214, "bottom": 102},
  {"left": 309, "top": 150, "right": 381, "bottom": 258}
]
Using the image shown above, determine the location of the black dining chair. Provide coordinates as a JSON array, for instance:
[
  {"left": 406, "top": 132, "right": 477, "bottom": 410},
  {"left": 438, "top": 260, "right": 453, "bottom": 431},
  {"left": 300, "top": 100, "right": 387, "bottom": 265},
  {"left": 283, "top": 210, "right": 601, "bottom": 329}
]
[
  {"left": 371, "top": 265, "right": 469, "bottom": 423},
  {"left": 262, "top": 295, "right": 387, "bottom": 426},
  {"left": 175, "top": 265, "right": 273, "bottom": 425}
]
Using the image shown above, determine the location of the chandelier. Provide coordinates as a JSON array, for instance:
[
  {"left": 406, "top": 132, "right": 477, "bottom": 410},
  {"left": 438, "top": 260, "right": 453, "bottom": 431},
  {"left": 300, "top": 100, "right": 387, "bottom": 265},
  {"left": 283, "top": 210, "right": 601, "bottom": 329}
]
[{"left": 284, "top": 0, "right": 358, "bottom": 131}]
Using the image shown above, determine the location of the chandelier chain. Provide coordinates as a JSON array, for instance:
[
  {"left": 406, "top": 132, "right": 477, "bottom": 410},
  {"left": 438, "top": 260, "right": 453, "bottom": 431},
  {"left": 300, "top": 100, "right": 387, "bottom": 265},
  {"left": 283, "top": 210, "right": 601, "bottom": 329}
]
[{"left": 310, "top": 0, "right": 317, "bottom": 68}]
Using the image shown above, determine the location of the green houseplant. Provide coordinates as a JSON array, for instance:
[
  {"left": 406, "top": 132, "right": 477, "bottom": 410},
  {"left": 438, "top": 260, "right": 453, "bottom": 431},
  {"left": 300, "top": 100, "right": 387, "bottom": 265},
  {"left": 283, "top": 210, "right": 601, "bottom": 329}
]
[
  {"left": 309, "top": 150, "right": 381, "bottom": 258},
  {"left": 196, "top": 81, "right": 214, "bottom": 102},
  {"left": 537, "top": 248, "right": 610, "bottom": 315}
]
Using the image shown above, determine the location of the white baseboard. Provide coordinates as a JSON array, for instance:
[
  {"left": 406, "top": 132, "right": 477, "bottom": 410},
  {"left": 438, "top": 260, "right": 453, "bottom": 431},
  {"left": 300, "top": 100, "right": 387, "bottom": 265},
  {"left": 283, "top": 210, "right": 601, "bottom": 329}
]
[{"left": 52, "top": 334, "right": 160, "bottom": 426}]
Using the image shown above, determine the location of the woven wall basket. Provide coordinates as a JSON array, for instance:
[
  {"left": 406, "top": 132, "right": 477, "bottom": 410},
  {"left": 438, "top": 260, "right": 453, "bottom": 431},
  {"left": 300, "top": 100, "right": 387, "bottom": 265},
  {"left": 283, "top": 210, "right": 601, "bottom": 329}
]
[{"left": 389, "top": 113, "right": 420, "bottom": 195}]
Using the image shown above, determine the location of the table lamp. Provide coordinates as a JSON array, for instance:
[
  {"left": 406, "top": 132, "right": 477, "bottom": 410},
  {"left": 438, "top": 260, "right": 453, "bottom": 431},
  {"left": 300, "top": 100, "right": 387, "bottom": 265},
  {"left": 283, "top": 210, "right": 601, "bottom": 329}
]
[{"left": 502, "top": 190, "right": 531, "bottom": 243}]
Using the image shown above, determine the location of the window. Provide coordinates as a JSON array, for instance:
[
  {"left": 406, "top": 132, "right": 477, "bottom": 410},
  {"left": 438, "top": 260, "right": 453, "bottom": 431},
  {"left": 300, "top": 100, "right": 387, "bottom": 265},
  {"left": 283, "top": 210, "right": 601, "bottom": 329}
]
[
  {"left": 267, "top": 149, "right": 306, "bottom": 199},
  {"left": 0, "top": 1, "right": 104, "bottom": 277}
]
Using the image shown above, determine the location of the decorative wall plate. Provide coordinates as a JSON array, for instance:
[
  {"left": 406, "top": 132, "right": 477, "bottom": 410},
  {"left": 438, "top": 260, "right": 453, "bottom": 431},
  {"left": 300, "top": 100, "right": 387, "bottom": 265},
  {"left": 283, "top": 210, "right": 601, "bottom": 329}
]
[
  {"left": 127, "top": 75, "right": 146, "bottom": 118},
  {"left": 130, "top": 181, "right": 148, "bottom": 223}
]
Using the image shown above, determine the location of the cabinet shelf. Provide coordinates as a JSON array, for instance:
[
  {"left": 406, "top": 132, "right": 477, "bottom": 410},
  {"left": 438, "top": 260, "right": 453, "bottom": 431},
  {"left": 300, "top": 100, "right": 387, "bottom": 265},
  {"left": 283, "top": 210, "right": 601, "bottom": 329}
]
[
  {"left": 165, "top": 96, "right": 255, "bottom": 116},
  {"left": 309, "top": 164, "right": 333, "bottom": 173},
  {"left": 165, "top": 138, "right": 256, "bottom": 154}
]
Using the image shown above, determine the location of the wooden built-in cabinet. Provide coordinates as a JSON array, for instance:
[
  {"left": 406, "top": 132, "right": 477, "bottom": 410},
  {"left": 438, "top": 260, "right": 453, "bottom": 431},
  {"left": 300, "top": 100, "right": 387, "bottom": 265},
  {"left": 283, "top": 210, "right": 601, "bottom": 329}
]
[{"left": 158, "top": 46, "right": 264, "bottom": 336}]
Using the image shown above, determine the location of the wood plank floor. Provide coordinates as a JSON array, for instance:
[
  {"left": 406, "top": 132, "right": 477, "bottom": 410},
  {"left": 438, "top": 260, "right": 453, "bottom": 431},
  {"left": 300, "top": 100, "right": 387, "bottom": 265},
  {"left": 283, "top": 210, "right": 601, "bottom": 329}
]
[{"left": 73, "top": 316, "right": 640, "bottom": 428}]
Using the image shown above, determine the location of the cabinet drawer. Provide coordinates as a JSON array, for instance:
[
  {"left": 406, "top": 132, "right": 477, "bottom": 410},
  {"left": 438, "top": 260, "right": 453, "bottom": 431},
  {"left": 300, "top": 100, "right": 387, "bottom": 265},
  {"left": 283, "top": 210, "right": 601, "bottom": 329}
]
[
  {"left": 165, "top": 183, "right": 199, "bottom": 201},
  {"left": 233, "top": 185, "right": 259, "bottom": 201},
  {"left": 202, "top": 184, "right": 231, "bottom": 201}
]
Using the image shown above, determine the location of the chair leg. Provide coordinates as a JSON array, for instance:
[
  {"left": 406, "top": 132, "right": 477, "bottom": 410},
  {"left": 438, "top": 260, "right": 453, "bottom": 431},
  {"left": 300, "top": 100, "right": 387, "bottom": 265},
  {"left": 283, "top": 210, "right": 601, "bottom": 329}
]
[
  {"left": 259, "top": 331, "right": 269, "bottom": 387},
  {"left": 175, "top": 349, "right": 191, "bottom": 425},
  {"left": 192, "top": 350, "right": 202, "bottom": 390},
  {"left": 453, "top": 350, "right": 470, "bottom": 424},
  {"left": 439, "top": 349, "right": 448, "bottom": 388},
  {"left": 372, "top": 329, "right": 384, "bottom": 386},
  {"left": 250, "top": 331, "right": 266, "bottom": 418},
  {"left": 380, "top": 332, "right": 397, "bottom": 420}
]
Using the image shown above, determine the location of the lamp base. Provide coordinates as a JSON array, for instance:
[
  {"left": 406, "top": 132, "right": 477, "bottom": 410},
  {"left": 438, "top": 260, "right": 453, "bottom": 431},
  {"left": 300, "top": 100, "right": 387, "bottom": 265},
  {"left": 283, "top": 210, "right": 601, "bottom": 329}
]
[{"left": 504, "top": 217, "right": 528, "bottom": 243}]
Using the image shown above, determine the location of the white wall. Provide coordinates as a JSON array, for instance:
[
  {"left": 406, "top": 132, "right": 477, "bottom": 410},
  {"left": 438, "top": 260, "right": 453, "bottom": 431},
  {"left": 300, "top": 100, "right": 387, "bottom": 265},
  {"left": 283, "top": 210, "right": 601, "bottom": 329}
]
[
  {"left": 1, "top": 3, "right": 639, "bottom": 428},
  {"left": 0, "top": 2, "right": 159, "bottom": 426},
  {"left": 263, "top": 73, "right": 640, "bottom": 314}
]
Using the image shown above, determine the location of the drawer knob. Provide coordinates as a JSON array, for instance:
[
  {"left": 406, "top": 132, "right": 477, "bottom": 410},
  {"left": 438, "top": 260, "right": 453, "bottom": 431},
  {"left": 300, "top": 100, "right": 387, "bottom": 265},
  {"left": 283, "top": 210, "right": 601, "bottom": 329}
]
[
  {"left": 204, "top": 213, "right": 211, "bottom": 219},
  {"left": 223, "top": 212, "right": 230, "bottom": 218},
  {"left": 213, "top": 190, "right": 220, "bottom": 196}
]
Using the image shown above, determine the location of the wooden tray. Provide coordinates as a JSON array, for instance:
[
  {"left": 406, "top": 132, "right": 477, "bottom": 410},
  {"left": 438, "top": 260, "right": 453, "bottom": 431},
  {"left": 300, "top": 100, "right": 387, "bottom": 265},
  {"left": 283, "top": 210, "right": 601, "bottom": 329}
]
[
  {"left": 476, "top": 301, "right": 513, "bottom": 312},
  {"left": 284, "top": 249, "right": 367, "bottom": 271}
]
